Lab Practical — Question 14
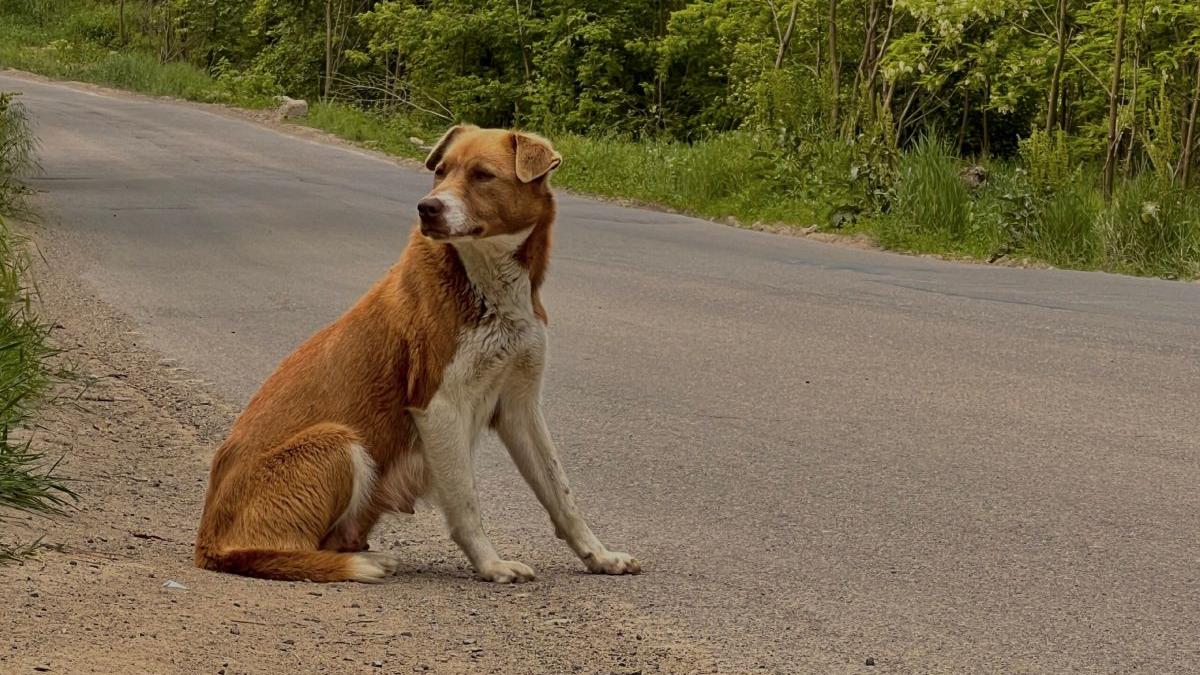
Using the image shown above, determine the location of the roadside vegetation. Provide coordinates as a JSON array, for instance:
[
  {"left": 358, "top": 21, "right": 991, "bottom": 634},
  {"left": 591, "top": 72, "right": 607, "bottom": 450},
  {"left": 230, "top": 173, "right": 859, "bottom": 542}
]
[
  {"left": 0, "top": 90, "right": 74, "bottom": 562},
  {"left": 1, "top": 0, "right": 1199, "bottom": 278}
]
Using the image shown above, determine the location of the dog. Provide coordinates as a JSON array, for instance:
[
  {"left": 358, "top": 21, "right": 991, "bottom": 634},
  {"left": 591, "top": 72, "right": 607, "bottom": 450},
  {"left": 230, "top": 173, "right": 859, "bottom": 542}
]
[{"left": 194, "top": 125, "right": 640, "bottom": 583}]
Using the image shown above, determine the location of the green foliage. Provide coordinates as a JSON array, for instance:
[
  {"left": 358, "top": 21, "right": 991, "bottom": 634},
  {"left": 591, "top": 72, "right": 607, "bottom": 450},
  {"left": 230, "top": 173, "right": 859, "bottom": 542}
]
[
  {"left": 301, "top": 102, "right": 433, "bottom": 159},
  {"left": 1026, "top": 182, "right": 1102, "bottom": 268},
  {"left": 555, "top": 131, "right": 821, "bottom": 225},
  {"left": 880, "top": 135, "right": 971, "bottom": 247},
  {"left": 0, "top": 93, "right": 75, "bottom": 561},
  {"left": 1100, "top": 177, "right": 1200, "bottom": 278},
  {"left": 1020, "top": 129, "right": 1073, "bottom": 195},
  {"left": 0, "top": 93, "right": 37, "bottom": 215}
]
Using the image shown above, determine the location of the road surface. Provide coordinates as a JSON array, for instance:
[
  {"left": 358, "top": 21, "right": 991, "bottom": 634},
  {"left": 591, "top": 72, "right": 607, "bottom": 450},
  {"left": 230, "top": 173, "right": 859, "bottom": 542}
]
[{"left": 3, "top": 72, "right": 1199, "bottom": 673}]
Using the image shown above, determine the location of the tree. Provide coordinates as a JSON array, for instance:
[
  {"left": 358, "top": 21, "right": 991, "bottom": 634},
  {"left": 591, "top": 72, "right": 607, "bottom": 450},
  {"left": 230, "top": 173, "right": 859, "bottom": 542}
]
[
  {"left": 1103, "top": 0, "right": 1129, "bottom": 198},
  {"left": 1046, "top": 0, "right": 1071, "bottom": 132},
  {"left": 1183, "top": 56, "right": 1200, "bottom": 186}
]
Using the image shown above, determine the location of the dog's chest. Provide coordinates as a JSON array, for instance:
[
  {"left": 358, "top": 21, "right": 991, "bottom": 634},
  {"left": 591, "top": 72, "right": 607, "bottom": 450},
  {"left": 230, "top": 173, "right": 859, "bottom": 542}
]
[{"left": 433, "top": 244, "right": 544, "bottom": 420}]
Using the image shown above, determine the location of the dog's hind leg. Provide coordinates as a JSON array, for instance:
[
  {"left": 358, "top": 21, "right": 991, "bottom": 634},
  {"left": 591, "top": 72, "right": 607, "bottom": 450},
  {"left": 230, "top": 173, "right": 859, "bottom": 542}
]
[{"left": 195, "top": 423, "right": 399, "bottom": 582}]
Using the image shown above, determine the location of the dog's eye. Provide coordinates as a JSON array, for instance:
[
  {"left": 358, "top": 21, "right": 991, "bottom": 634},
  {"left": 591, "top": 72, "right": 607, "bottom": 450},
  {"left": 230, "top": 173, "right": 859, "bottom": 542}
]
[
  {"left": 472, "top": 168, "right": 495, "bottom": 181},
  {"left": 434, "top": 165, "right": 447, "bottom": 178}
]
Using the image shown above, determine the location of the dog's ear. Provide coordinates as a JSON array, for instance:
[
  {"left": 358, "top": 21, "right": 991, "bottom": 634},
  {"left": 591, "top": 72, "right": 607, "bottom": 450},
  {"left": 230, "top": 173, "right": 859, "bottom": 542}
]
[
  {"left": 425, "top": 124, "right": 476, "bottom": 171},
  {"left": 512, "top": 132, "right": 562, "bottom": 183}
]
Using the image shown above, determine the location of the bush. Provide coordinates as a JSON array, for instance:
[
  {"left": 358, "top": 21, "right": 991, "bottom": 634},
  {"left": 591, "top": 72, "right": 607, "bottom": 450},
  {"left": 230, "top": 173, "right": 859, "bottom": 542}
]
[{"left": 1020, "top": 129, "right": 1073, "bottom": 194}]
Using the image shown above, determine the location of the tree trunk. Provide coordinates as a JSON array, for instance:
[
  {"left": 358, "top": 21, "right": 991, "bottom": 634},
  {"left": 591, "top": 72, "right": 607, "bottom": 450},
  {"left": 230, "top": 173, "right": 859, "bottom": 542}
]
[
  {"left": 848, "top": 0, "right": 880, "bottom": 136},
  {"left": 1046, "top": 0, "right": 1069, "bottom": 132},
  {"left": 324, "top": 0, "right": 334, "bottom": 100},
  {"left": 1182, "top": 56, "right": 1200, "bottom": 187},
  {"left": 1103, "top": 0, "right": 1130, "bottom": 200},
  {"left": 827, "top": 0, "right": 840, "bottom": 129},
  {"left": 768, "top": 0, "right": 800, "bottom": 70},
  {"left": 513, "top": 0, "right": 532, "bottom": 81},
  {"left": 982, "top": 75, "right": 991, "bottom": 157},
  {"left": 957, "top": 90, "right": 971, "bottom": 154},
  {"left": 865, "top": 2, "right": 894, "bottom": 119},
  {"left": 118, "top": 0, "right": 126, "bottom": 46},
  {"left": 1124, "top": 41, "right": 1139, "bottom": 179}
]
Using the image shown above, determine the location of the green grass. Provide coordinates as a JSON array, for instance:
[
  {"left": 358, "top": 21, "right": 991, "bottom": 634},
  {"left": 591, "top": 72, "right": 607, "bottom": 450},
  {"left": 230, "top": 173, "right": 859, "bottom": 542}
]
[
  {"left": 554, "top": 131, "right": 821, "bottom": 225},
  {"left": 1100, "top": 176, "right": 1200, "bottom": 279},
  {"left": 0, "top": 91, "right": 74, "bottom": 562},
  {"left": 0, "top": 0, "right": 269, "bottom": 107},
  {"left": 1026, "top": 182, "right": 1102, "bottom": 268},
  {"left": 302, "top": 103, "right": 432, "bottom": 159}
]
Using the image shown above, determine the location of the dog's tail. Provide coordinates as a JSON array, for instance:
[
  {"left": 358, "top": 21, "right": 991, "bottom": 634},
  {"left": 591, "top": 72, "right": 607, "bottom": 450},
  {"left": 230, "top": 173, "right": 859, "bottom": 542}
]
[{"left": 195, "top": 546, "right": 397, "bottom": 583}]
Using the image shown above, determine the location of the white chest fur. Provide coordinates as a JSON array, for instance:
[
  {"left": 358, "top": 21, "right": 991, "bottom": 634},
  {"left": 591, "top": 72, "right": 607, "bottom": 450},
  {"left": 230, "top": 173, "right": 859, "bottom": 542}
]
[{"left": 414, "top": 229, "right": 545, "bottom": 449}]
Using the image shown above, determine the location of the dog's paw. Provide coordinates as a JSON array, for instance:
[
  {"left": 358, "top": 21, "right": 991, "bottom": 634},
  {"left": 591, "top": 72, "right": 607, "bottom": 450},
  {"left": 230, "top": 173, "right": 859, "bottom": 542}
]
[
  {"left": 477, "top": 559, "right": 536, "bottom": 584},
  {"left": 348, "top": 552, "right": 400, "bottom": 583},
  {"left": 583, "top": 550, "right": 641, "bottom": 576}
]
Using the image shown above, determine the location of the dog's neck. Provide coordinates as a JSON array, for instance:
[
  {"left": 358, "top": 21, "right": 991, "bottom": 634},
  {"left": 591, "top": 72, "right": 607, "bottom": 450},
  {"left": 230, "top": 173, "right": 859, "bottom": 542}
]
[{"left": 452, "top": 228, "right": 534, "bottom": 316}]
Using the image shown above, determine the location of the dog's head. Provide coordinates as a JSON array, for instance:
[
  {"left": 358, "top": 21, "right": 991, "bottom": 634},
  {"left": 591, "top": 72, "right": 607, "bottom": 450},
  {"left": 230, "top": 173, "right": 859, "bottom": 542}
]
[{"left": 417, "top": 125, "right": 561, "bottom": 241}]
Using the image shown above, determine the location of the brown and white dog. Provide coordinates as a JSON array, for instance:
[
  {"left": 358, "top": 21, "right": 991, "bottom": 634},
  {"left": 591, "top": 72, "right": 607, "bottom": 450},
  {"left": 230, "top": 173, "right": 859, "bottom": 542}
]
[{"left": 194, "top": 125, "right": 640, "bottom": 583}]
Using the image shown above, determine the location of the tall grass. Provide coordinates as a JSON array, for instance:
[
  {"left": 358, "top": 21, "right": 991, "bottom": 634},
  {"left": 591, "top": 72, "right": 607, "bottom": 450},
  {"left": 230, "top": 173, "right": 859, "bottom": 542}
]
[
  {"left": 554, "top": 131, "right": 820, "bottom": 225},
  {"left": 0, "top": 0, "right": 264, "bottom": 106},
  {"left": 875, "top": 135, "right": 976, "bottom": 252},
  {"left": 0, "top": 92, "right": 74, "bottom": 561},
  {"left": 303, "top": 102, "right": 433, "bottom": 159},
  {"left": 1100, "top": 177, "right": 1200, "bottom": 278},
  {"left": 1026, "top": 184, "right": 1101, "bottom": 268}
]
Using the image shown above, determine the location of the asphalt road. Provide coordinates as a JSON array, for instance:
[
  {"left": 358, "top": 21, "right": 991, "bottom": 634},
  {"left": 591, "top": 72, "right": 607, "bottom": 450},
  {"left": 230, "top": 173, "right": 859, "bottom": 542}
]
[{"left": 5, "top": 72, "right": 1200, "bottom": 673}]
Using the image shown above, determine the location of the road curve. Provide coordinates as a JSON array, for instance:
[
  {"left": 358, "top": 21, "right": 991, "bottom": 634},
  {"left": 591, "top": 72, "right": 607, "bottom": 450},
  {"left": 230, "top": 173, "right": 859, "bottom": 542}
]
[{"left": 4, "top": 72, "right": 1200, "bottom": 673}]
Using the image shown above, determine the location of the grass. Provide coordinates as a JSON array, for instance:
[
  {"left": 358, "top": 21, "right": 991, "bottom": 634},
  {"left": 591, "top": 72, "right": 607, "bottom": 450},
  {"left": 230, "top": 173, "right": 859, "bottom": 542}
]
[
  {"left": 0, "top": 91, "right": 74, "bottom": 561},
  {"left": 0, "top": 0, "right": 268, "bottom": 106},
  {"left": 554, "top": 131, "right": 822, "bottom": 225},
  {"left": 303, "top": 103, "right": 432, "bottom": 159},
  {"left": 2, "top": 0, "right": 1199, "bottom": 279},
  {"left": 1100, "top": 177, "right": 1200, "bottom": 279}
]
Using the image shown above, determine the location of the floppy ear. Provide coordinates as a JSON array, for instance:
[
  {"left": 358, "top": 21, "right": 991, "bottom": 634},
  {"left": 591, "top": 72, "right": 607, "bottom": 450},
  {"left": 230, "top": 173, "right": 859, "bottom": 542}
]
[
  {"left": 512, "top": 132, "right": 563, "bottom": 183},
  {"left": 424, "top": 124, "right": 477, "bottom": 171}
]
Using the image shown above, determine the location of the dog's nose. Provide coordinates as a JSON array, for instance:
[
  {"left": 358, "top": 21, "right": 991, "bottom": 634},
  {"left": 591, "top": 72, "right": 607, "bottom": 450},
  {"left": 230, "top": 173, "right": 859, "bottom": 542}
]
[{"left": 417, "top": 197, "right": 444, "bottom": 220}]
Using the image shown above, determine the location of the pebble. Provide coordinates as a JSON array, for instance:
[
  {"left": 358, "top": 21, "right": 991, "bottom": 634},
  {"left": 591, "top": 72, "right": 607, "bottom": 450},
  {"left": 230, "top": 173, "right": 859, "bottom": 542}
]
[{"left": 865, "top": 657, "right": 876, "bottom": 666}]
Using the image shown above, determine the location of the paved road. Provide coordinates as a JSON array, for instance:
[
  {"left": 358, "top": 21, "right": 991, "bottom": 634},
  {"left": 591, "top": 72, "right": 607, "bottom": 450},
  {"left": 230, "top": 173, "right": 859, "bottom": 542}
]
[{"left": 5, "top": 72, "right": 1200, "bottom": 673}]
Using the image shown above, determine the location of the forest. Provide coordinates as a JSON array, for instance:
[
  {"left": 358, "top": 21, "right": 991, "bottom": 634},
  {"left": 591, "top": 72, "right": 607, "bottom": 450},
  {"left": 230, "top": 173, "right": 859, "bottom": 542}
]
[{"left": 2, "top": 0, "right": 1200, "bottom": 277}]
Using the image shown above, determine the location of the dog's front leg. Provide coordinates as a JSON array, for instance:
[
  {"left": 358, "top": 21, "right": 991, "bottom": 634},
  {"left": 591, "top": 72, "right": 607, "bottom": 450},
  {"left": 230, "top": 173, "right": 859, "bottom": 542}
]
[
  {"left": 495, "top": 386, "right": 641, "bottom": 576},
  {"left": 414, "top": 404, "right": 535, "bottom": 583}
]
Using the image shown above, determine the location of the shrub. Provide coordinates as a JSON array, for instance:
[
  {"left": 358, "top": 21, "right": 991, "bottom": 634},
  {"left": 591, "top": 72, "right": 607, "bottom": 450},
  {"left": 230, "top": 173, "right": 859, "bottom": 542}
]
[{"left": 1020, "top": 129, "right": 1073, "bottom": 194}]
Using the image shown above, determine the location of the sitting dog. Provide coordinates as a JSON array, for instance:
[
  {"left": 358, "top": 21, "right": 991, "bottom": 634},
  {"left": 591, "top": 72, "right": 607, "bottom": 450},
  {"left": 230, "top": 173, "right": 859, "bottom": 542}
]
[{"left": 194, "top": 125, "right": 640, "bottom": 583}]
